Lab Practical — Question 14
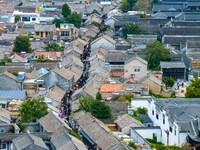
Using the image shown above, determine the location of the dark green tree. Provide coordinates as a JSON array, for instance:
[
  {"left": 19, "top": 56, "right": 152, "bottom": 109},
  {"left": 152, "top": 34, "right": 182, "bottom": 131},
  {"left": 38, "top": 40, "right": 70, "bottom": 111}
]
[
  {"left": 90, "top": 100, "right": 111, "bottom": 118},
  {"left": 128, "top": 141, "right": 137, "bottom": 149},
  {"left": 19, "top": 97, "right": 48, "bottom": 122},
  {"left": 163, "top": 76, "right": 175, "bottom": 88},
  {"left": 185, "top": 77, "right": 200, "bottom": 98},
  {"left": 45, "top": 42, "right": 64, "bottom": 51},
  {"left": 15, "top": 16, "right": 21, "bottom": 23},
  {"left": 119, "top": 0, "right": 136, "bottom": 12},
  {"left": 122, "top": 23, "right": 142, "bottom": 38},
  {"left": 96, "top": 92, "right": 102, "bottom": 100},
  {"left": 136, "top": 107, "right": 148, "bottom": 114},
  {"left": 52, "top": 18, "right": 65, "bottom": 28},
  {"left": 62, "top": 3, "right": 71, "bottom": 19},
  {"left": 66, "top": 12, "right": 82, "bottom": 28},
  {"left": 79, "top": 97, "right": 95, "bottom": 111},
  {"left": 13, "top": 35, "right": 32, "bottom": 53},
  {"left": 145, "top": 41, "right": 171, "bottom": 70}
]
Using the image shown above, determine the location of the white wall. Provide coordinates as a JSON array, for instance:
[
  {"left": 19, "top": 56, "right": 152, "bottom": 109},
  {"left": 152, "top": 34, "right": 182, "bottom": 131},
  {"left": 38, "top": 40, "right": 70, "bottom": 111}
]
[
  {"left": 91, "top": 38, "right": 115, "bottom": 51},
  {"left": 10, "top": 11, "right": 39, "bottom": 23},
  {"left": 131, "top": 98, "right": 149, "bottom": 110},
  {"left": 134, "top": 128, "right": 161, "bottom": 142},
  {"left": 132, "top": 98, "right": 186, "bottom": 146}
]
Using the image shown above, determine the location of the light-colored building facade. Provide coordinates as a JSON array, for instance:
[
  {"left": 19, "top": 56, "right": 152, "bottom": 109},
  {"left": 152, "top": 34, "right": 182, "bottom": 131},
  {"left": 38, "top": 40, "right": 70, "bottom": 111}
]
[
  {"left": 60, "top": 23, "right": 79, "bottom": 40},
  {"left": 124, "top": 56, "right": 148, "bottom": 80},
  {"left": 131, "top": 98, "right": 200, "bottom": 147}
]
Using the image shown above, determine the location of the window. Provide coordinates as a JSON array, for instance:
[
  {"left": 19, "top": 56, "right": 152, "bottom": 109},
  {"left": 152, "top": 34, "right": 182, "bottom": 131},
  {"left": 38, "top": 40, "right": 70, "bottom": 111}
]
[
  {"left": 61, "top": 31, "right": 69, "bottom": 36},
  {"left": 36, "top": 32, "right": 39, "bottom": 36},
  {"left": 175, "top": 126, "right": 176, "bottom": 135},
  {"left": 152, "top": 110, "right": 154, "bottom": 115},
  {"left": 156, "top": 114, "right": 159, "bottom": 120},
  {"left": 134, "top": 66, "right": 141, "bottom": 72},
  {"left": 170, "top": 127, "right": 173, "bottom": 132},
  {"left": 22, "top": 17, "right": 30, "bottom": 22},
  {"left": 32, "top": 18, "right": 36, "bottom": 21},
  {"left": 0, "top": 143, "right": 6, "bottom": 149},
  {"left": 163, "top": 114, "right": 165, "bottom": 124}
]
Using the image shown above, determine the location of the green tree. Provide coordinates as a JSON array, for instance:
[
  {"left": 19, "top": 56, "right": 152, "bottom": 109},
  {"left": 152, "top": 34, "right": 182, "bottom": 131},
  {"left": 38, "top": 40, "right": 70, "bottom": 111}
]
[
  {"left": 91, "top": 100, "right": 111, "bottom": 118},
  {"left": 52, "top": 18, "right": 65, "bottom": 28},
  {"left": 163, "top": 76, "right": 175, "bottom": 88},
  {"left": 122, "top": 23, "right": 142, "bottom": 38},
  {"left": 79, "top": 96, "right": 111, "bottom": 118},
  {"left": 66, "top": 12, "right": 81, "bottom": 28},
  {"left": 134, "top": 0, "right": 151, "bottom": 17},
  {"left": 15, "top": 15, "right": 21, "bottom": 23},
  {"left": 13, "top": 35, "right": 32, "bottom": 53},
  {"left": 136, "top": 107, "right": 148, "bottom": 114},
  {"left": 185, "top": 77, "right": 200, "bottom": 98},
  {"left": 19, "top": 97, "right": 48, "bottom": 122},
  {"left": 45, "top": 42, "right": 64, "bottom": 51},
  {"left": 79, "top": 96, "right": 95, "bottom": 111},
  {"left": 62, "top": 3, "right": 71, "bottom": 19},
  {"left": 128, "top": 141, "right": 137, "bottom": 149},
  {"left": 145, "top": 41, "right": 171, "bottom": 70},
  {"left": 119, "top": 0, "right": 136, "bottom": 12},
  {"left": 96, "top": 92, "right": 102, "bottom": 100}
]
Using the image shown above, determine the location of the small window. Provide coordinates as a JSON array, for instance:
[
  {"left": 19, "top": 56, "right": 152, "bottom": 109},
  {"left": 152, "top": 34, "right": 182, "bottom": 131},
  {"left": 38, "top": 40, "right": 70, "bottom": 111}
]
[
  {"left": 152, "top": 110, "right": 154, "bottom": 115},
  {"left": 32, "top": 18, "right": 36, "bottom": 21},
  {"left": 0, "top": 143, "right": 6, "bottom": 149},
  {"left": 163, "top": 114, "right": 165, "bottom": 124},
  {"left": 36, "top": 32, "right": 39, "bottom": 36},
  {"left": 134, "top": 66, "right": 141, "bottom": 72},
  {"left": 156, "top": 114, "right": 159, "bottom": 120},
  {"left": 175, "top": 126, "right": 176, "bottom": 135},
  {"left": 170, "top": 127, "right": 173, "bottom": 132}
]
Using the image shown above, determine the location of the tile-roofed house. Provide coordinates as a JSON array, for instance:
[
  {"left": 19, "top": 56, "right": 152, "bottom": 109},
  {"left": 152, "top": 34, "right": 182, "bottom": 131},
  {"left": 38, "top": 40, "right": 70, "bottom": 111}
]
[
  {"left": 62, "top": 54, "right": 83, "bottom": 70},
  {"left": 131, "top": 98, "right": 200, "bottom": 147},
  {"left": 160, "top": 61, "right": 186, "bottom": 80},
  {"left": 34, "top": 51, "right": 64, "bottom": 60},
  {"left": 138, "top": 73, "right": 162, "bottom": 94},
  {"left": 91, "top": 34, "right": 116, "bottom": 51},
  {"left": 50, "top": 126, "right": 87, "bottom": 150},
  {"left": 34, "top": 24, "right": 56, "bottom": 39},
  {"left": 66, "top": 65, "right": 83, "bottom": 83},
  {"left": 124, "top": 56, "right": 148, "bottom": 80},
  {"left": 0, "top": 108, "right": 11, "bottom": 124},
  {"left": 100, "top": 84, "right": 124, "bottom": 99},
  {"left": 12, "top": 132, "right": 48, "bottom": 150},
  {"left": 45, "top": 85, "right": 65, "bottom": 109},
  {"left": 152, "top": 3, "right": 184, "bottom": 13},
  {"left": 38, "top": 112, "right": 64, "bottom": 133},
  {"left": 124, "top": 83, "right": 149, "bottom": 96},
  {"left": 38, "top": 67, "right": 74, "bottom": 90},
  {"left": 70, "top": 111, "right": 130, "bottom": 150},
  {"left": 115, "top": 114, "right": 144, "bottom": 134},
  {"left": 9, "top": 53, "right": 26, "bottom": 63}
]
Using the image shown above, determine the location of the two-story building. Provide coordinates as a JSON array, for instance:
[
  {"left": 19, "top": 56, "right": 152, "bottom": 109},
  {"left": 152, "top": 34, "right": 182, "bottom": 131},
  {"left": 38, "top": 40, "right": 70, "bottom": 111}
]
[
  {"left": 131, "top": 98, "right": 200, "bottom": 148},
  {"left": 10, "top": 6, "right": 39, "bottom": 24},
  {"left": 124, "top": 56, "right": 148, "bottom": 80},
  {"left": 59, "top": 23, "right": 79, "bottom": 41},
  {"left": 160, "top": 61, "right": 186, "bottom": 80},
  {"left": 34, "top": 24, "right": 56, "bottom": 39}
]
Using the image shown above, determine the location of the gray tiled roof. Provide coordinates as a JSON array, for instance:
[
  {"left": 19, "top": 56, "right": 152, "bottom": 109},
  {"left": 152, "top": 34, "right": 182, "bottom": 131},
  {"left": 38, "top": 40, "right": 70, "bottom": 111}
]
[
  {"left": 72, "top": 111, "right": 130, "bottom": 150},
  {"left": 38, "top": 112, "right": 63, "bottom": 133},
  {"left": 34, "top": 24, "right": 55, "bottom": 32},
  {"left": 153, "top": 98, "right": 200, "bottom": 136},
  {"left": 51, "top": 127, "right": 87, "bottom": 150},
  {"left": 12, "top": 133, "right": 48, "bottom": 150},
  {"left": 160, "top": 61, "right": 186, "bottom": 68}
]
